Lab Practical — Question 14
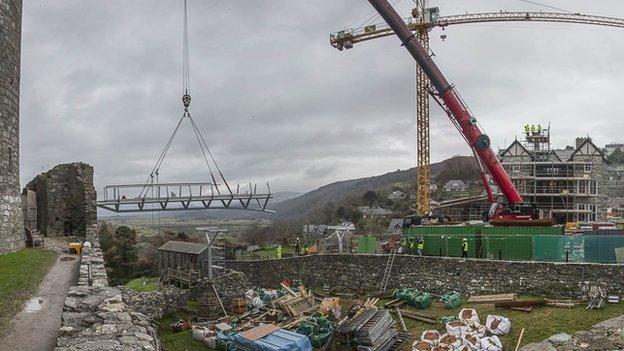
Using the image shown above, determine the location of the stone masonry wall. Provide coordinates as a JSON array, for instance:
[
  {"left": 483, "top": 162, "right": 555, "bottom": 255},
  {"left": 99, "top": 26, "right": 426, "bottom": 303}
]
[
  {"left": 0, "top": 0, "right": 25, "bottom": 253},
  {"left": 25, "top": 162, "right": 97, "bottom": 237},
  {"left": 55, "top": 226, "right": 159, "bottom": 351},
  {"left": 228, "top": 254, "right": 624, "bottom": 297}
]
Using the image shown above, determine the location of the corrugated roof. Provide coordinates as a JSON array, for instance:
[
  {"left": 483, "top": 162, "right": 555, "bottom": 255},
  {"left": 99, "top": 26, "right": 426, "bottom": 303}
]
[{"left": 158, "top": 241, "right": 208, "bottom": 254}]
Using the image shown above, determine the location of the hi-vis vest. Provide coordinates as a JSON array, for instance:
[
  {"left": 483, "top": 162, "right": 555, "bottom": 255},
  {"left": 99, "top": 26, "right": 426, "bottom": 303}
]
[
  {"left": 417, "top": 242, "right": 424, "bottom": 250},
  {"left": 461, "top": 242, "right": 468, "bottom": 251}
]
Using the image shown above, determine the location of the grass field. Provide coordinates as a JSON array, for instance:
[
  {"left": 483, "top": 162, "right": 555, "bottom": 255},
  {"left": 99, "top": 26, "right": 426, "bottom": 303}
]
[
  {"left": 0, "top": 249, "right": 58, "bottom": 335},
  {"left": 395, "top": 296, "right": 624, "bottom": 349},
  {"left": 158, "top": 303, "right": 206, "bottom": 351},
  {"left": 125, "top": 277, "right": 160, "bottom": 292}
]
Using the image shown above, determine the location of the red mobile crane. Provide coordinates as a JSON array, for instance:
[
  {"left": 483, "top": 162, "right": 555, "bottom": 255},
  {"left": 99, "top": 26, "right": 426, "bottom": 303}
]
[{"left": 366, "top": 0, "right": 551, "bottom": 225}]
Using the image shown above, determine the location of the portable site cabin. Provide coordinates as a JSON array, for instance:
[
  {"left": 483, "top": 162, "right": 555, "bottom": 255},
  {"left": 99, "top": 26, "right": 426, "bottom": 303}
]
[{"left": 158, "top": 241, "right": 209, "bottom": 280}]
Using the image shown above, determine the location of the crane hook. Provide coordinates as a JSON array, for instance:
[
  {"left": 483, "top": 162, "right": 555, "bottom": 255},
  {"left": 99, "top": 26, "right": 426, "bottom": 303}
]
[{"left": 182, "top": 93, "right": 191, "bottom": 111}]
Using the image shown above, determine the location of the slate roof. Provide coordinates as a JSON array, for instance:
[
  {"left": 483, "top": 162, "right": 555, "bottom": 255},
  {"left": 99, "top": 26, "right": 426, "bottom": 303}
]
[
  {"left": 388, "top": 219, "right": 403, "bottom": 232},
  {"left": 553, "top": 149, "right": 574, "bottom": 162},
  {"left": 158, "top": 241, "right": 208, "bottom": 254}
]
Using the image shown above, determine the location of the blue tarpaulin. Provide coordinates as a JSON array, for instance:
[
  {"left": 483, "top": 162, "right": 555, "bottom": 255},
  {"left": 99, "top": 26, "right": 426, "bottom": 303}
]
[{"left": 230, "top": 328, "right": 312, "bottom": 351}]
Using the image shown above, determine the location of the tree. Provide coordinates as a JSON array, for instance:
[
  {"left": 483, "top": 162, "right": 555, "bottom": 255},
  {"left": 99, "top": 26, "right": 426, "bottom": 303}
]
[
  {"left": 607, "top": 148, "right": 624, "bottom": 164},
  {"left": 100, "top": 225, "right": 139, "bottom": 286},
  {"left": 362, "top": 191, "right": 380, "bottom": 206}
]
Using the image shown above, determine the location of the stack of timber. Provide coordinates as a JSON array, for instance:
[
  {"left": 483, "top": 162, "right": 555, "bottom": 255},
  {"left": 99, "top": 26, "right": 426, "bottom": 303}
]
[
  {"left": 467, "top": 293, "right": 515, "bottom": 304},
  {"left": 396, "top": 309, "right": 436, "bottom": 324}
]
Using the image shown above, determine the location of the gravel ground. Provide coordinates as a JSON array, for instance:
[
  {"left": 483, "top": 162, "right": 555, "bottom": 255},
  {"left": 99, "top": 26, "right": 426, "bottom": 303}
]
[{"left": 0, "top": 251, "right": 80, "bottom": 351}]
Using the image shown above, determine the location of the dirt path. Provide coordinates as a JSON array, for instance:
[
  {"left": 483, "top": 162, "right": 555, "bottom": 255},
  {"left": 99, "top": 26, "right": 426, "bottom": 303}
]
[{"left": 0, "top": 252, "right": 80, "bottom": 351}]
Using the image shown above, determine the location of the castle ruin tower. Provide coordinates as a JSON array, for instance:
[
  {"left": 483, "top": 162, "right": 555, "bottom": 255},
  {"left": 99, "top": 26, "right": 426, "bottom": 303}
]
[{"left": 0, "top": 0, "right": 25, "bottom": 253}]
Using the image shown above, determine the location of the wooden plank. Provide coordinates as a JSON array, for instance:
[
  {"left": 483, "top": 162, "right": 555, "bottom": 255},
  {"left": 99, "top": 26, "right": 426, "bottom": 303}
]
[
  {"left": 281, "top": 283, "right": 298, "bottom": 297},
  {"left": 239, "top": 324, "right": 280, "bottom": 341},
  {"left": 514, "top": 328, "right": 525, "bottom": 351},
  {"left": 467, "top": 293, "right": 515, "bottom": 304},
  {"left": 495, "top": 299, "right": 545, "bottom": 308},
  {"left": 509, "top": 306, "right": 533, "bottom": 313}
]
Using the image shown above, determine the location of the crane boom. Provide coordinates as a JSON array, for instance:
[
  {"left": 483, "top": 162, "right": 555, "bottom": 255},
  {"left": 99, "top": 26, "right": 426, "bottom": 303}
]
[
  {"left": 366, "top": 0, "right": 523, "bottom": 205},
  {"left": 331, "top": 11, "right": 624, "bottom": 49}
]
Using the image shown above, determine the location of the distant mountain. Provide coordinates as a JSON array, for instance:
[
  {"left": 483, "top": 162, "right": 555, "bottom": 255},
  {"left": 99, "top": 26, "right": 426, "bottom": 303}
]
[
  {"left": 270, "top": 156, "right": 479, "bottom": 220},
  {"left": 270, "top": 191, "right": 304, "bottom": 204},
  {"left": 154, "top": 156, "right": 479, "bottom": 221}
]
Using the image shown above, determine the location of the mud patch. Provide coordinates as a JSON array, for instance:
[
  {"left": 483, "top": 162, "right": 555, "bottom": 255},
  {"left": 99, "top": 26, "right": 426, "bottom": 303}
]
[{"left": 59, "top": 256, "right": 77, "bottom": 262}]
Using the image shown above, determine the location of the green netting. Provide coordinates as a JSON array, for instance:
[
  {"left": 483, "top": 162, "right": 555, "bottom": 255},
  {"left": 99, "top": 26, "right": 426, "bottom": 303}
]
[
  {"left": 393, "top": 288, "right": 432, "bottom": 309},
  {"left": 533, "top": 235, "right": 584, "bottom": 262},
  {"left": 440, "top": 291, "right": 462, "bottom": 309},
  {"left": 404, "top": 225, "right": 481, "bottom": 237},
  {"left": 296, "top": 314, "right": 334, "bottom": 348},
  {"left": 358, "top": 235, "right": 378, "bottom": 254},
  {"left": 583, "top": 235, "right": 624, "bottom": 263},
  {"left": 484, "top": 235, "right": 533, "bottom": 260},
  {"left": 482, "top": 225, "right": 563, "bottom": 236},
  {"left": 446, "top": 235, "right": 481, "bottom": 257}
]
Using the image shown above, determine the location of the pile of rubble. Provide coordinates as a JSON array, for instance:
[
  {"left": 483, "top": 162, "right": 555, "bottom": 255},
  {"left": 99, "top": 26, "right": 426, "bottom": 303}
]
[
  {"left": 119, "top": 285, "right": 189, "bottom": 320},
  {"left": 54, "top": 226, "right": 158, "bottom": 351},
  {"left": 520, "top": 315, "right": 624, "bottom": 351}
]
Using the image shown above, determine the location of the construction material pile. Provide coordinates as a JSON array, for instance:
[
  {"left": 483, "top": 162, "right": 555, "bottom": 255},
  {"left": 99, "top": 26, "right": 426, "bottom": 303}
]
[
  {"left": 411, "top": 308, "right": 510, "bottom": 351},
  {"left": 393, "top": 288, "right": 431, "bottom": 310},
  {"left": 297, "top": 314, "right": 335, "bottom": 348},
  {"left": 337, "top": 308, "right": 398, "bottom": 351}
]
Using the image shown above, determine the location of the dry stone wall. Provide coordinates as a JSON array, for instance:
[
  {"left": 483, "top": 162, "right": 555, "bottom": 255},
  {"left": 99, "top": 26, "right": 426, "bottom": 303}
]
[
  {"left": 228, "top": 254, "right": 624, "bottom": 297},
  {"left": 55, "top": 226, "right": 159, "bottom": 351},
  {"left": 0, "top": 0, "right": 25, "bottom": 254}
]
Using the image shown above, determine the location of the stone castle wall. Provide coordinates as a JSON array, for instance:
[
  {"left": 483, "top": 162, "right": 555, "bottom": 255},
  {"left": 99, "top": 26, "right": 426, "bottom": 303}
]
[
  {"left": 228, "top": 254, "right": 624, "bottom": 297},
  {"left": 0, "top": 0, "right": 25, "bottom": 253},
  {"left": 55, "top": 226, "right": 159, "bottom": 350},
  {"left": 25, "top": 162, "right": 97, "bottom": 237}
]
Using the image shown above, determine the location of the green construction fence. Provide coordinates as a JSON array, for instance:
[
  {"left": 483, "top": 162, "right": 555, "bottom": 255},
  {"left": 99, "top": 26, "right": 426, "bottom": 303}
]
[
  {"left": 358, "top": 235, "right": 378, "bottom": 254},
  {"left": 402, "top": 225, "right": 624, "bottom": 263}
]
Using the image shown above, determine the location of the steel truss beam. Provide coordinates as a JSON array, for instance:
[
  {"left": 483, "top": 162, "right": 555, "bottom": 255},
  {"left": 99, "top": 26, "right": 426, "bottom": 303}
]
[
  {"left": 97, "top": 182, "right": 273, "bottom": 213},
  {"left": 330, "top": 11, "right": 624, "bottom": 49}
]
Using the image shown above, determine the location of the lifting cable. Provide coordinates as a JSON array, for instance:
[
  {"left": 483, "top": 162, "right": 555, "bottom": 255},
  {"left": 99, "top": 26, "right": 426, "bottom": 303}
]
[{"left": 140, "top": 0, "right": 233, "bottom": 198}]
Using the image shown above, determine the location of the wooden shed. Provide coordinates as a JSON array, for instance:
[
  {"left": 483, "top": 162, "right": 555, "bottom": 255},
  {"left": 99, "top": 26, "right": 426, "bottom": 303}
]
[{"left": 158, "top": 241, "right": 209, "bottom": 284}]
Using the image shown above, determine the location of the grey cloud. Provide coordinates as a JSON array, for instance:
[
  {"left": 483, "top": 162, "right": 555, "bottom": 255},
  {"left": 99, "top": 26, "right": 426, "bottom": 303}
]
[{"left": 19, "top": 0, "right": 624, "bottom": 196}]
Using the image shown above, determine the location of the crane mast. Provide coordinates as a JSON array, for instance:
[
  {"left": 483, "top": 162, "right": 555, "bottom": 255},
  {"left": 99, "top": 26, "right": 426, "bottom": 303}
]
[{"left": 367, "top": 0, "right": 523, "bottom": 205}]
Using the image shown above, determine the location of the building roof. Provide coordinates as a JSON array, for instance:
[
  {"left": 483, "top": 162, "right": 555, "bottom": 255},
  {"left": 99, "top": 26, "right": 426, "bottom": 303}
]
[
  {"left": 571, "top": 138, "right": 606, "bottom": 161},
  {"left": 500, "top": 140, "right": 530, "bottom": 157},
  {"left": 552, "top": 149, "right": 574, "bottom": 162},
  {"left": 443, "top": 180, "right": 468, "bottom": 188},
  {"left": 158, "top": 241, "right": 208, "bottom": 254},
  {"left": 357, "top": 206, "right": 393, "bottom": 215},
  {"left": 388, "top": 219, "right": 403, "bottom": 232}
]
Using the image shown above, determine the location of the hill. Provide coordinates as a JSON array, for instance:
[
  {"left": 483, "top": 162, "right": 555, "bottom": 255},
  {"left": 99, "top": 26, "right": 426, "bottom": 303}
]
[{"left": 271, "top": 156, "right": 480, "bottom": 220}]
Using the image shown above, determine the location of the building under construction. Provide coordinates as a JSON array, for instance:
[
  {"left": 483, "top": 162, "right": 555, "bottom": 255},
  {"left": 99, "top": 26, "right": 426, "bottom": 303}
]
[{"left": 498, "top": 126, "right": 608, "bottom": 223}]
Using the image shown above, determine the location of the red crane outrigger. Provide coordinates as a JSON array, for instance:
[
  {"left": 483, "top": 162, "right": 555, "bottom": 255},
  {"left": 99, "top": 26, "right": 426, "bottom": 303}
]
[{"left": 367, "top": 0, "right": 549, "bottom": 225}]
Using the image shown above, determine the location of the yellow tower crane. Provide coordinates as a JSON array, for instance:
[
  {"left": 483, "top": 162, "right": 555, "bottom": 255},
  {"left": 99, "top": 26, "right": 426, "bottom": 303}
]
[{"left": 330, "top": 5, "right": 624, "bottom": 216}]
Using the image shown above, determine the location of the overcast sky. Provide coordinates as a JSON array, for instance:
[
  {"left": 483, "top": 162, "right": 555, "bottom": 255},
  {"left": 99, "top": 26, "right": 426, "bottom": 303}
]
[{"left": 19, "top": 0, "right": 624, "bottom": 195}]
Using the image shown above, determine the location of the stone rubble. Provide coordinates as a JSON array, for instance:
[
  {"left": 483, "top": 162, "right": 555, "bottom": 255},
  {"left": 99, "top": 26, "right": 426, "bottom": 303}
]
[
  {"left": 520, "top": 315, "right": 624, "bottom": 350},
  {"left": 54, "top": 225, "right": 159, "bottom": 351},
  {"left": 119, "top": 285, "right": 189, "bottom": 321}
]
